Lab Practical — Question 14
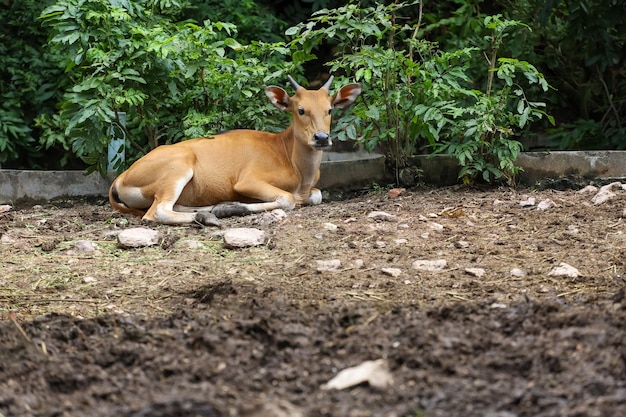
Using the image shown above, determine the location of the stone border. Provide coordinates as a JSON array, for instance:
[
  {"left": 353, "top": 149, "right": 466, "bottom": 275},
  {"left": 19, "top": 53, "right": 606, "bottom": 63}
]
[
  {"left": 0, "top": 152, "right": 388, "bottom": 204},
  {"left": 413, "top": 151, "right": 626, "bottom": 186},
  {"left": 1, "top": 151, "right": 625, "bottom": 203}
]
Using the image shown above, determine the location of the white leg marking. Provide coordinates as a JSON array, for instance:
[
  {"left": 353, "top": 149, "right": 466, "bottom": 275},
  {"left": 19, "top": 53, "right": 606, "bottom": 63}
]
[
  {"left": 305, "top": 189, "right": 323, "bottom": 206},
  {"left": 116, "top": 186, "right": 152, "bottom": 208}
]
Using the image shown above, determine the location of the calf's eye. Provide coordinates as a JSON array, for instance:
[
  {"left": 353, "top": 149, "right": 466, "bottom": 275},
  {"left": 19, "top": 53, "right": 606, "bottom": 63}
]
[{"left": 298, "top": 108, "right": 305, "bottom": 115}]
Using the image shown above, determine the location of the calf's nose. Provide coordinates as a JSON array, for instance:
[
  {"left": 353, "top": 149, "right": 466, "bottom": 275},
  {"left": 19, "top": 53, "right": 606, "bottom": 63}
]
[{"left": 314, "top": 132, "right": 330, "bottom": 147}]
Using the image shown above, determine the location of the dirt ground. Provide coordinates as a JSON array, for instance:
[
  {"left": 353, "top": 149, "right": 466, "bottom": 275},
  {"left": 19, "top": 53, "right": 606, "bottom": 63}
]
[{"left": 1, "top": 184, "right": 625, "bottom": 417}]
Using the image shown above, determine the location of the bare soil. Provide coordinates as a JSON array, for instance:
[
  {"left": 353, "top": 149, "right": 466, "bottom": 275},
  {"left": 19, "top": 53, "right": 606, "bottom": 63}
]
[{"left": 1, "top": 186, "right": 625, "bottom": 417}]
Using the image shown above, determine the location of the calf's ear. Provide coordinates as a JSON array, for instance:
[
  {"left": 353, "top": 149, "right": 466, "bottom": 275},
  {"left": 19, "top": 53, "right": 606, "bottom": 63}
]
[
  {"left": 332, "top": 83, "right": 362, "bottom": 109},
  {"left": 265, "top": 86, "right": 290, "bottom": 111}
]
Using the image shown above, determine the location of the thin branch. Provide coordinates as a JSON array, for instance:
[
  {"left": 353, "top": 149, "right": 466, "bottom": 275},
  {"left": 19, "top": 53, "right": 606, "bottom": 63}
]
[{"left": 597, "top": 65, "right": 622, "bottom": 129}]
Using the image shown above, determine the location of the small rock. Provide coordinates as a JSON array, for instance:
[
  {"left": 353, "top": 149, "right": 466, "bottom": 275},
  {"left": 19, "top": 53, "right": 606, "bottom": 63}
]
[
  {"left": 323, "top": 222, "right": 338, "bottom": 231},
  {"left": 428, "top": 222, "right": 444, "bottom": 233},
  {"left": 412, "top": 259, "right": 447, "bottom": 272},
  {"left": 537, "top": 199, "right": 556, "bottom": 211},
  {"left": 1, "top": 234, "right": 16, "bottom": 244},
  {"left": 316, "top": 259, "right": 341, "bottom": 272},
  {"left": 510, "top": 268, "right": 526, "bottom": 277},
  {"left": 578, "top": 185, "right": 598, "bottom": 194},
  {"left": 179, "top": 239, "right": 203, "bottom": 249},
  {"left": 465, "top": 267, "right": 486, "bottom": 278},
  {"left": 548, "top": 262, "right": 580, "bottom": 278},
  {"left": 489, "top": 302, "right": 507, "bottom": 309},
  {"left": 73, "top": 240, "right": 98, "bottom": 253},
  {"left": 367, "top": 211, "right": 396, "bottom": 221},
  {"left": 223, "top": 228, "right": 267, "bottom": 248},
  {"left": 394, "top": 238, "right": 408, "bottom": 245},
  {"left": 322, "top": 359, "right": 393, "bottom": 391},
  {"left": 83, "top": 276, "right": 98, "bottom": 283},
  {"left": 591, "top": 189, "right": 616, "bottom": 205},
  {"left": 454, "top": 240, "right": 470, "bottom": 249},
  {"left": 565, "top": 225, "right": 579, "bottom": 234},
  {"left": 592, "top": 182, "right": 623, "bottom": 205},
  {"left": 381, "top": 267, "right": 402, "bottom": 278},
  {"left": 254, "top": 209, "right": 287, "bottom": 225},
  {"left": 0, "top": 204, "right": 11, "bottom": 214},
  {"left": 117, "top": 228, "right": 161, "bottom": 248},
  {"left": 520, "top": 196, "right": 536, "bottom": 207},
  {"left": 352, "top": 259, "right": 364, "bottom": 269},
  {"left": 374, "top": 241, "right": 386, "bottom": 248}
]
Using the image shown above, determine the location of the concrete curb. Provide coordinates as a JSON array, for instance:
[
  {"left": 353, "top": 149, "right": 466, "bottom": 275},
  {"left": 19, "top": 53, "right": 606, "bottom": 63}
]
[
  {"left": 0, "top": 152, "right": 388, "bottom": 204},
  {"left": 413, "top": 151, "right": 626, "bottom": 186},
  {"left": 1, "top": 151, "right": 624, "bottom": 203}
]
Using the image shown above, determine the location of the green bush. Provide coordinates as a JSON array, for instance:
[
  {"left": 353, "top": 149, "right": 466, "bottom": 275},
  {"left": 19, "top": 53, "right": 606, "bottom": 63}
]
[
  {"left": 0, "top": 0, "right": 64, "bottom": 168},
  {"left": 287, "top": 1, "right": 552, "bottom": 184},
  {"left": 39, "top": 0, "right": 295, "bottom": 175}
]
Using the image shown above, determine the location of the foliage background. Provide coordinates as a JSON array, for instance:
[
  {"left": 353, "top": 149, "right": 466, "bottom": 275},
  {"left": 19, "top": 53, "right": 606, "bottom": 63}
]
[{"left": 0, "top": 0, "right": 624, "bottom": 181}]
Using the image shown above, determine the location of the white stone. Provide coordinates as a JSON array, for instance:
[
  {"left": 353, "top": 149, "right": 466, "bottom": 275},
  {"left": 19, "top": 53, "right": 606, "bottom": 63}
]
[
  {"left": 322, "top": 359, "right": 393, "bottom": 391},
  {"left": 254, "top": 209, "right": 287, "bottom": 225},
  {"left": 455, "top": 240, "right": 470, "bottom": 249},
  {"left": 465, "top": 267, "right": 486, "bottom": 278},
  {"left": 179, "top": 239, "right": 202, "bottom": 249},
  {"left": 591, "top": 182, "right": 622, "bottom": 205},
  {"left": 323, "top": 222, "right": 338, "bottom": 231},
  {"left": 428, "top": 222, "right": 444, "bottom": 233},
  {"left": 510, "top": 268, "right": 526, "bottom": 277},
  {"left": 519, "top": 196, "right": 536, "bottom": 207},
  {"left": 591, "top": 189, "right": 616, "bottom": 205},
  {"left": 316, "top": 259, "right": 341, "bottom": 272},
  {"left": 578, "top": 185, "right": 598, "bottom": 194},
  {"left": 1, "top": 233, "right": 16, "bottom": 244},
  {"left": 394, "top": 238, "right": 408, "bottom": 245},
  {"left": 83, "top": 276, "right": 98, "bottom": 283},
  {"left": 117, "top": 228, "right": 161, "bottom": 248},
  {"left": 412, "top": 259, "right": 447, "bottom": 272},
  {"left": 74, "top": 240, "right": 97, "bottom": 253},
  {"left": 367, "top": 211, "right": 396, "bottom": 221},
  {"left": 352, "top": 259, "right": 364, "bottom": 269},
  {"left": 0, "top": 204, "right": 11, "bottom": 214},
  {"left": 548, "top": 262, "right": 580, "bottom": 278},
  {"left": 537, "top": 199, "right": 556, "bottom": 211},
  {"left": 381, "top": 267, "right": 402, "bottom": 278},
  {"left": 223, "top": 228, "right": 267, "bottom": 248}
]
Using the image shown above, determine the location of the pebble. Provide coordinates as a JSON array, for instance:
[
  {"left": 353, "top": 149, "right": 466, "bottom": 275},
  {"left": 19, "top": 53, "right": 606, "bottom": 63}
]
[
  {"left": 381, "top": 267, "right": 402, "bottom": 278},
  {"left": 316, "top": 259, "right": 341, "bottom": 272},
  {"left": 537, "top": 199, "right": 556, "bottom": 211},
  {"left": 465, "top": 267, "right": 486, "bottom": 278},
  {"left": 223, "top": 228, "right": 267, "bottom": 248},
  {"left": 510, "top": 268, "right": 526, "bottom": 277},
  {"left": 520, "top": 196, "right": 536, "bottom": 207},
  {"left": 412, "top": 259, "right": 447, "bottom": 272},
  {"left": 367, "top": 211, "right": 396, "bottom": 221},
  {"left": 117, "top": 228, "right": 161, "bottom": 248},
  {"left": 548, "top": 262, "right": 580, "bottom": 278}
]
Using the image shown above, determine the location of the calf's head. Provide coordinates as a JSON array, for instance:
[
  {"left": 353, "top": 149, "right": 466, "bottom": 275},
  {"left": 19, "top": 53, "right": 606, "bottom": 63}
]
[{"left": 265, "top": 76, "right": 362, "bottom": 149}]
